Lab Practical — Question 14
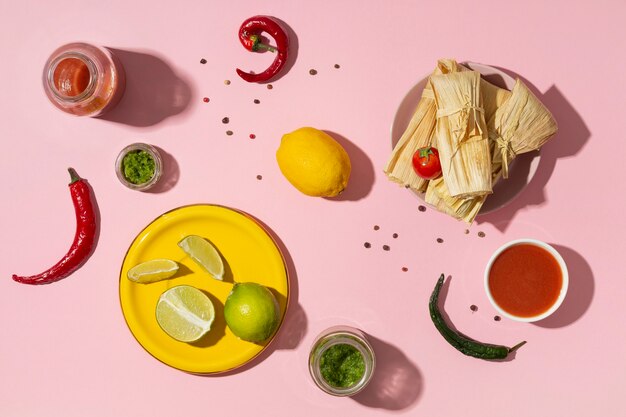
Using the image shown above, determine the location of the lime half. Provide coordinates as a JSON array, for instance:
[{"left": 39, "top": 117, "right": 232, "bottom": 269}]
[
  {"left": 156, "top": 285, "right": 215, "bottom": 343},
  {"left": 127, "top": 258, "right": 179, "bottom": 283},
  {"left": 178, "top": 235, "right": 225, "bottom": 280}
]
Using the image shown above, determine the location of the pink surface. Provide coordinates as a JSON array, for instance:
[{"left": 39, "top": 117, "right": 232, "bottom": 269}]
[{"left": 1, "top": 0, "right": 625, "bottom": 415}]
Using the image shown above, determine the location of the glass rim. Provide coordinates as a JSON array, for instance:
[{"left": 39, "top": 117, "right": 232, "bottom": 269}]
[
  {"left": 115, "top": 143, "right": 163, "bottom": 191},
  {"left": 46, "top": 51, "right": 98, "bottom": 102}
]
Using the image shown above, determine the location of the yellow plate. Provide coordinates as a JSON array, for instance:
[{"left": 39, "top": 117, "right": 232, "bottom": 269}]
[{"left": 119, "top": 204, "right": 289, "bottom": 374}]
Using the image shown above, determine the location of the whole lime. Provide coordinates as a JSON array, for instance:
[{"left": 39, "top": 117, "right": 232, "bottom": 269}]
[{"left": 224, "top": 282, "right": 280, "bottom": 343}]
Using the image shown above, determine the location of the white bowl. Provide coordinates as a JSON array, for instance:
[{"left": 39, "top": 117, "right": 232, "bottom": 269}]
[{"left": 484, "top": 239, "right": 569, "bottom": 322}]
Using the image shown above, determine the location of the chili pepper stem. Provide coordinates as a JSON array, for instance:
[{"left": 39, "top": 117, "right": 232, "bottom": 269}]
[
  {"left": 255, "top": 43, "right": 276, "bottom": 53},
  {"left": 68, "top": 167, "right": 81, "bottom": 184},
  {"left": 508, "top": 341, "right": 527, "bottom": 353}
]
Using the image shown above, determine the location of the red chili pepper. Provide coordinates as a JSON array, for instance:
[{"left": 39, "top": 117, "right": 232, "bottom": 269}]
[
  {"left": 236, "top": 16, "right": 289, "bottom": 83},
  {"left": 12, "top": 168, "right": 97, "bottom": 285}
]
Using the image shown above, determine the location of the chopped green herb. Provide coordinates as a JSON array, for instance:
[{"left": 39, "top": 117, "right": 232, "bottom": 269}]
[
  {"left": 122, "top": 150, "right": 155, "bottom": 184},
  {"left": 320, "top": 343, "right": 365, "bottom": 388}
]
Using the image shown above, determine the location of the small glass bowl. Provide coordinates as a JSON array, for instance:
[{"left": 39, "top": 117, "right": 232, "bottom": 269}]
[
  {"left": 115, "top": 143, "right": 163, "bottom": 191},
  {"left": 308, "top": 325, "right": 376, "bottom": 397}
]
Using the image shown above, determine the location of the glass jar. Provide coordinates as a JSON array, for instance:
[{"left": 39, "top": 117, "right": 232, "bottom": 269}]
[
  {"left": 308, "top": 325, "right": 376, "bottom": 396},
  {"left": 43, "top": 42, "right": 125, "bottom": 117},
  {"left": 115, "top": 143, "right": 163, "bottom": 191}
]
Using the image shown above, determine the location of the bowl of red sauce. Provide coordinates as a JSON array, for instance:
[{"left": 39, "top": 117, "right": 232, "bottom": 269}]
[{"left": 484, "top": 239, "right": 568, "bottom": 322}]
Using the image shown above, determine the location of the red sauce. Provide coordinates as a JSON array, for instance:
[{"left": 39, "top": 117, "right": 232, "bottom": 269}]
[
  {"left": 488, "top": 244, "right": 562, "bottom": 317},
  {"left": 53, "top": 58, "right": 90, "bottom": 97}
]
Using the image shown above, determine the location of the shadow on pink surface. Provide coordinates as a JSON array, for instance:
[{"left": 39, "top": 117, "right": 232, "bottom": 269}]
[
  {"left": 208, "top": 215, "right": 308, "bottom": 377},
  {"left": 145, "top": 146, "right": 179, "bottom": 193},
  {"left": 534, "top": 244, "right": 594, "bottom": 328},
  {"left": 352, "top": 334, "right": 423, "bottom": 410},
  {"left": 323, "top": 131, "right": 375, "bottom": 201},
  {"left": 477, "top": 70, "right": 591, "bottom": 231},
  {"left": 98, "top": 49, "right": 192, "bottom": 127}
]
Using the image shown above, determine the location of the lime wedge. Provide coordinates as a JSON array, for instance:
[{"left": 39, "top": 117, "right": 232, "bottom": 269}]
[
  {"left": 127, "top": 259, "right": 179, "bottom": 283},
  {"left": 177, "top": 235, "right": 225, "bottom": 280},
  {"left": 156, "top": 285, "right": 215, "bottom": 343}
]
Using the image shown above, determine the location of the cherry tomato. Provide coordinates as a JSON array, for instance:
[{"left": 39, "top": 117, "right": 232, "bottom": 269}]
[{"left": 412, "top": 147, "right": 442, "bottom": 180}]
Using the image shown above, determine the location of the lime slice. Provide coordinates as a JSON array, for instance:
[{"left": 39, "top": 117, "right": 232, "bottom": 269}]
[
  {"left": 127, "top": 258, "right": 179, "bottom": 283},
  {"left": 156, "top": 285, "right": 215, "bottom": 343},
  {"left": 177, "top": 235, "right": 225, "bottom": 280},
  {"left": 224, "top": 282, "right": 279, "bottom": 343}
]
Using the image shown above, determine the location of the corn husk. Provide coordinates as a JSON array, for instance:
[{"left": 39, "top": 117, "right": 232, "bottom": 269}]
[
  {"left": 384, "top": 59, "right": 462, "bottom": 192},
  {"left": 489, "top": 79, "right": 558, "bottom": 178},
  {"left": 425, "top": 176, "right": 483, "bottom": 222},
  {"left": 427, "top": 79, "right": 558, "bottom": 223},
  {"left": 385, "top": 60, "right": 511, "bottom": 193},
  {"left": 481, "top": 79, "right": 512, "bottom": 123},
  {"left": 430, "top": 71, "right": 491, "bottom": 198}
]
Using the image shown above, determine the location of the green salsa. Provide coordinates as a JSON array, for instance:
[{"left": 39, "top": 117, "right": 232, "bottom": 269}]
[
  {"left": 122, "top": 150, "right": 155, "bottom": 184},
  {"left": 319, "top": 343, "right": 365, "bottom": 388}
]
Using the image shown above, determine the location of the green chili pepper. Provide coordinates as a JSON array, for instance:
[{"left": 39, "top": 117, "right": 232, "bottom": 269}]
[{"left": 429, "top": 274, "right": 526, "bottom": 360}]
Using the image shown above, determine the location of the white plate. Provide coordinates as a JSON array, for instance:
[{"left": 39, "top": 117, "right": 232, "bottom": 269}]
[{"left": 390, "top": 62, "right": 540, "bottom": 216}]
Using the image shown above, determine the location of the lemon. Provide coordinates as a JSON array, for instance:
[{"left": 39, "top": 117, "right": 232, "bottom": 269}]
[
  {"left": 178, "top": 235, "right": 224, "bottom": 280},
  {"left": 276, "top": 127, "right": 351, "bottom": 197},
  {"left": 156, "top": 285, "right": 215, "bottom": 343},
  {"left": 224, "top": 282, "right": 280, "bottom": 343},
  {"left": 127, "top": 259, "right": 179, "bottom": 283}
]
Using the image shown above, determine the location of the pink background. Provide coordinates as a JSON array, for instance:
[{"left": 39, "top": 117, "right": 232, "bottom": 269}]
[{"left": 1, "top": 0, "right": 625, "bottom": 415}]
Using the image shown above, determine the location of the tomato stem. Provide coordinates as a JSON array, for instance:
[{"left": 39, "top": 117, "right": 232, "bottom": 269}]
[{"left": 419, "top": 147, "right": 434, "bottom": 161}]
